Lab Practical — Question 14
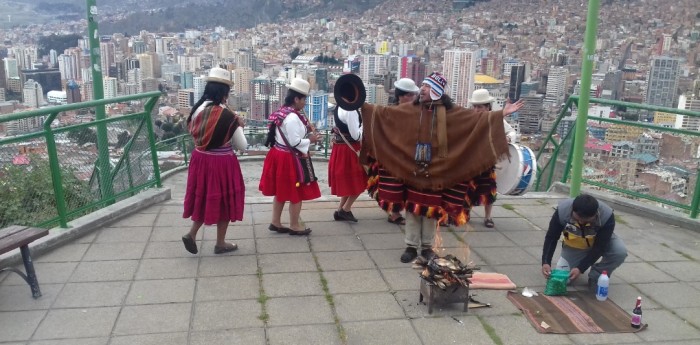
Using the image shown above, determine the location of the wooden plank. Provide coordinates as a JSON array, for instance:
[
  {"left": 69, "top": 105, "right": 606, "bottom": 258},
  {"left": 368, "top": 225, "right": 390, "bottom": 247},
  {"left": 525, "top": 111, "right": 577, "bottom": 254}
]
[
  {"left": 0, "top": 225, "right": 29, "bottom": 240},
  {"left": 0, "top": 226, "right": 49, "bottom": 256}
]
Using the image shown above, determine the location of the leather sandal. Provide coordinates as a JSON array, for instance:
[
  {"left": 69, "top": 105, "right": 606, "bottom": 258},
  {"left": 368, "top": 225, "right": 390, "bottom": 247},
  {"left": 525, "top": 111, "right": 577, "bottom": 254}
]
[
  {"left": 288, "top": 228, "right": 312, "bottom": 236},
  {"left": 387, "top": 215, "right": 406, "bottom": 225},
  {"left": 214, "top": 243, "right": 238, "bottom": 254},
  {"left": 268, "top": 224, "right": 290, "bottom": 233},
  {"left": 181, "top": 234, "right": 198, "bottom": 254},
  {"left": 484, "top": 218, "right": 495, "bottom": 228}
]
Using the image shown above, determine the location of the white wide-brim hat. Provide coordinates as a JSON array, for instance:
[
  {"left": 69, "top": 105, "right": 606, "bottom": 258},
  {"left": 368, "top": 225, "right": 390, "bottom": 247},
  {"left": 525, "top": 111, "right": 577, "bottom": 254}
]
[
  {"left": 205, "top": 67, "right": 234, "bottom": 87},
  {"left": 393, "top": 78, "right": 419, "bottom": 92},
  {"left": 470, "top": 88, "right": 496, "bottom": 105},
  {"left": 287, "top": 78, "right": 311, "bottom": 96}
]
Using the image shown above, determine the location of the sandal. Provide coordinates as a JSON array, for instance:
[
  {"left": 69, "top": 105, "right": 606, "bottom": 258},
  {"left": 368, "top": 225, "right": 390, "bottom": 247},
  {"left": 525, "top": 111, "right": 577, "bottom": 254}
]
[
  {"left": 484, "top": 218, "right": 495, "bottom": 228},
  {"left": 288, "top": 228, "right": 312, "bottom": 236},
  {"left": 387, "top": 215, "right": 406, "bottom": 225},
  {"left": 181, "top": 234, "right": 198, "bottom": 254},
  {"left": 214, "top": 242, "right": 238, "bottom": 254},
  {"left": 268, "top": 224, "right": 290, "bottom": 233}
]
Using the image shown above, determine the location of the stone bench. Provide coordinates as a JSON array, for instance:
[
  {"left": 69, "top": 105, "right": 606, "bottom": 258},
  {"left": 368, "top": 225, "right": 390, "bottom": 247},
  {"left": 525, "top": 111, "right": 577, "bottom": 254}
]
[{"left": 0, "top": 225, "right": 49, "bottom": 298}]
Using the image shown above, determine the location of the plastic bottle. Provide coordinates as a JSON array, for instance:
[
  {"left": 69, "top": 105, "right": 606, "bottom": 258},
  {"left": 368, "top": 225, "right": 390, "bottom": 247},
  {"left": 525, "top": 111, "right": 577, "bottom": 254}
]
[
  {"left": 631, "top": 296, "right": 643, "bottom": 328},
  {"left": 596, "top": 270, "right": 609, "bottom": 301}
]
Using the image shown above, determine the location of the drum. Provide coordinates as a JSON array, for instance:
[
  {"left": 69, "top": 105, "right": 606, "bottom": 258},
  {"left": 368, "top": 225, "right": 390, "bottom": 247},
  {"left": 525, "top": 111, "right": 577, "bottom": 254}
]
[{"left": 495, "top": 143, "right": 537, "bottom": 196}]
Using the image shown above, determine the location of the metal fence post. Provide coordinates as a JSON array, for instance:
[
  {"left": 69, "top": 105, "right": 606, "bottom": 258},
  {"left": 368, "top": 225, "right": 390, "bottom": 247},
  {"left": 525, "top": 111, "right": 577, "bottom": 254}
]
[{"left": 43, "top": 113, "right": 69, "bottom": 228}]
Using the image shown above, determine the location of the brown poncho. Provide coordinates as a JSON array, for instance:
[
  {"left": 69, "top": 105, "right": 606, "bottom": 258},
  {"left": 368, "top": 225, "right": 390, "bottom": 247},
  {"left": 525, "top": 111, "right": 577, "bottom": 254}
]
[{"left": 359, "top": 101, "right": 509, "bottom": 191}]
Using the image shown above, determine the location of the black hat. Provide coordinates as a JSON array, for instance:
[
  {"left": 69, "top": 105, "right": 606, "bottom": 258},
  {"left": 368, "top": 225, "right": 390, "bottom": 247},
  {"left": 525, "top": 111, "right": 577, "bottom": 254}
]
[{"left": 333, "top": 74, "right": 366, "bottom": 111}]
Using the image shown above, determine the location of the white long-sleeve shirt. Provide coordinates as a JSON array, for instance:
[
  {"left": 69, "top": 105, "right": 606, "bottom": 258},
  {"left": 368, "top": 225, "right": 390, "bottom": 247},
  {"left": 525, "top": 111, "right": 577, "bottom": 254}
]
[
  {"left": 504, "top": 119, "right": 517, "bottom": 143},
  {"left": 275, "top": 111, "right": 311, "bottom": 154},
  {"left": 337, "top": 108, "right": 363, "bottom": 141}
]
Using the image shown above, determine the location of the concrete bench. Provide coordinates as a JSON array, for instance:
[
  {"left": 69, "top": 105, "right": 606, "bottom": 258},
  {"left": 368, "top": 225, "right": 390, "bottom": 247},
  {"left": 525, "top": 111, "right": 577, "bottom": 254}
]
[{"left": 0, "top": 225, "right": 49, "bottom": 298}]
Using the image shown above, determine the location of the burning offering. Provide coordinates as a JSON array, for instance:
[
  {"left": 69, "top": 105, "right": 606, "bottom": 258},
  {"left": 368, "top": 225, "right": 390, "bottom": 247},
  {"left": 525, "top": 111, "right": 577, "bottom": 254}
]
[{"left": 416, "top": 254, "right": 478, "bottom": 313}]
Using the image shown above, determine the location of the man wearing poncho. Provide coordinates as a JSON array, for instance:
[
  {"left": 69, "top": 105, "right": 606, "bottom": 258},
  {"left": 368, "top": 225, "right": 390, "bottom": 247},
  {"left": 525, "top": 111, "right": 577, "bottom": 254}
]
[{"left": 350, "top": 72, "right": 524, "bottom": 263}]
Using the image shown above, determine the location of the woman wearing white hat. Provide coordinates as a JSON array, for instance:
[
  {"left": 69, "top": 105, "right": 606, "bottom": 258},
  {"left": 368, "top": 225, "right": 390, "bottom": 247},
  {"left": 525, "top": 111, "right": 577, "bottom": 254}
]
[
  {"left": 467, "top": 89, "right": 517, "bottom": 228},
  {"left": 259, "top": 78, "right": 321, "bottom": 236},
  {"left": 182, "top": 67, "right": 245, "bottom": 254}
]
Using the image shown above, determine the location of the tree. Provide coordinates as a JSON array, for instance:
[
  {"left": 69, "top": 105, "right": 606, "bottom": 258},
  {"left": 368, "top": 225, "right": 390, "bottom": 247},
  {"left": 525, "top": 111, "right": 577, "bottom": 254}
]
[
  {"left": 160, "top": 122, "right": 174, "bottom": 132},
  {"left": 289, "top": 47, "right": 301, "bottom": 60},
  {"left": 116, "top": 131, "right": 131, "bottom": 149},
  {"left": 0, "top": 156, "right": 92, "bottom": 228},
  {"left": 67, "top": 128, "right": 97, "bottom": 146},
  {"left": 37, "top": 34, "right": 82, "bottom": 56}
]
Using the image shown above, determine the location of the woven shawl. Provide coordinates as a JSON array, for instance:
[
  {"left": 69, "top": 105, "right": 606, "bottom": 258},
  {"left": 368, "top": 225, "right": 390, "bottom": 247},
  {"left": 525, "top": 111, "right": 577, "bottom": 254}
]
[{"left": 359, "top": 101, "right": 510, "bottom": 191}]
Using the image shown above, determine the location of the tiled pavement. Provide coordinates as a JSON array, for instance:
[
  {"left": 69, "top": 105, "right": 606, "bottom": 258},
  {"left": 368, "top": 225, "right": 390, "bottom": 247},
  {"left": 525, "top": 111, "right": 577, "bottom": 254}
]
[{"left": 1, "top": 160, "right": 700, "bottom": 345}]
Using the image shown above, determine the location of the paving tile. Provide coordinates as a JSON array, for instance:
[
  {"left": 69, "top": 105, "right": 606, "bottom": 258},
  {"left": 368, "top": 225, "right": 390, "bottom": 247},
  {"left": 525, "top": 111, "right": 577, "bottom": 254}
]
[
  {"left": 501, "top": 230, "right": 550, "bottom": 246},
  {"left": 53, "top": 281, "right": 130, "bottom": 308},
  {"left": 95, "top": 226, "right": 152, "bottom": 243},
  {"left": 256, "top": 237, "right": 311, "bottom": 254},
  {"left": 473, "top": 246, "right": 538, "bottom": 266},
  {"left": 653, "top": 261, "right": 700, "bottom": 282},
  {"left": 613, "top": 262, "right": 678, "bottom": 284},
  {"left": 1, "top": 262, "right": 78, "bottom": 286},
  {"left": 153, "top": 214, "right": 191, "bottom": 227},
  {"left": 265, "top": 296, "right": 335, "bottom": 326},
  {"left": 334, "top": 292, "right": 405, "bottom": 322},
  {"left": 36, "top": 243, "right": 90, "bottom": 262},
  {"left": 412, "top": 316, "right": 495, "bottom": 345},
  {"left": 150, "top": 226, "right": 190, "bottom": 242},
  {"left": 29, "top": 338, "right": 108, "bottom": 345},
  {"left": 525, "top": 216, "right": 555, "bottom": 231},
  {"left": 110, "top": 333, "right": 188, "bottom": 345},
  {"left": 69, "top": 260, "right": 138, "bottom": 282},
  {"left": 199, "top": 239, "right": 257, "bottom": 256},
  {"left": 380, "top": 267, "right": 422, "bottom": 291},
  {"left": 198, "top": 254, "right": 259, "bottom": 276},
  {"left": 350, "top": 218, "right": 402, "bottom": 234},
  {"left": 635, "top": 282, "right": 700, "bottom": 308},
  {"left": 143, "top": 241, "right": 198, "bottom": 258},
  {"left": 635, "top": 309, "right": 700, "bottom": 342},
  {"left": 460, "top": 231, "right": 517, "bottom": 247},
  {"left": 343, "top": 320, "right": 421, "bottom": 345},
  {"left": 626, "top": 243, "right": 690, "bottom": 262},
  {"left": 261, "top": 272, "right": 324, "bottom": 297},
  {"left": 126, "top": 278, "right": 196, "bottom": 305},
  {"left": 485, "top": 314, "right": 578, "bottom": 344},
  {"left": 109, "top": 213, "right": 158, "bottom": 227},
  {"left": 82, "top": 242, "right": 147, "bottom": 261},
  {"left": 201, "top": 224, "right": 256, "bottom": 240},
  {"left": 192, "top": 300, "right": 263, "bottom": 331},
  {"left": 324, "top": 269, "right": 389, "bottom": 294},
  {"left": 33, "top": 307, "right": 119, "bottom": 339},
  {"left": 267, "top": 324, "right": 342, "bottom": 345},
  {"left": 190, "top": 329, "right": 266, "bottom": 345},
  {"left": 489, "top": 264, "right": 547, "bottom": 289},
  {"left": 367, "top": 249, "right": 412, "bottom": 269},
  {"left": 599, "top": 283, "right": 663, "bottom": 310},
  {"left": 258, "top": 252, "right": 317, "bottom": 274},
  {"left": 309, "top": 235, "right": 365, "bottom": 252},
  {"left": 0, "top": 283, "right": 61, "bottom": 311},
  {"left": 315, "top": 251, "right": 375, "bottom": 271},
  {"left": 196, "top": 275, "right": 259, "bottom": 301},
  {"left": 0, "top": 310, "right": 46, "bottom": 342},
  {"left": 135, "top": 257, "right": 198, "bottom": 280},
  {"left": 357, "top": 233, "right": 406, "bottom": 250},
  {"left": 113, "top": 303, "right": 191, "bottom": 335},
  {"left": 487, "top": 217, "right": 540, "bottom": 231},
  {"left": 568, "top": 332, "right": 643, "bottom": 345}
]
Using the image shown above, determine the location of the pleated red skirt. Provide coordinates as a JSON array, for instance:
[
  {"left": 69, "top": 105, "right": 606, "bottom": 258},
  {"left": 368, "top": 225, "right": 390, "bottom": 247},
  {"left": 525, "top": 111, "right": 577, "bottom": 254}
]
[
  {"left": 259, "top": 147, "right": 321, "bottom": 203},
  {"left": 328, "top": 142, "right": 368, "bottom": 197},
  {"left": 183, "top": 147, "right": 245, "bottom": 225}
]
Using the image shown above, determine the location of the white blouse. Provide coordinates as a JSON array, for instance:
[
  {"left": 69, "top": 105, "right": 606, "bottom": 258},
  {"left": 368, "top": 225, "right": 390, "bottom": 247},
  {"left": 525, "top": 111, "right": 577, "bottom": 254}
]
[
  {"left": 337, "top": 108, "right": 363, "bottom": 141},
  {"left": 276, "top": 111, "right": 311, "bottom": 154}
]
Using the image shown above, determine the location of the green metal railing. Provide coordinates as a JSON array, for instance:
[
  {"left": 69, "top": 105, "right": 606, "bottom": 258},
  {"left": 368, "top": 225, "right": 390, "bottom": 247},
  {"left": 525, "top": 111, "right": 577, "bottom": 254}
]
[
  {"left": 0, "top": 91, "right": 162, "bottom": 228},
  {"left": 535, "top": 95, "right": 700, "bottom": 219}
]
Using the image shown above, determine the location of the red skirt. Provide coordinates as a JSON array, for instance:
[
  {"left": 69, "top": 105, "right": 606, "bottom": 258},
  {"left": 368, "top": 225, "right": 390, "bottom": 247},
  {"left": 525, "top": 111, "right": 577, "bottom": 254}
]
[
  {"left": 259, "top": 147, "right": 321, "bottom": 203},
  {"left": 328, "top": 142, "right": 368, "bottom": 196},
  {"left": 183, "top": 147, "right": 245, "bottom": 225}
]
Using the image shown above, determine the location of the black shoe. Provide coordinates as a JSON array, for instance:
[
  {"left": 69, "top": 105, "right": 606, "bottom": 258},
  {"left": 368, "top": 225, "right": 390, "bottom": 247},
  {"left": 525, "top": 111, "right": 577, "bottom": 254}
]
[
  {"left": 333, "top": 211, "right": 341, "bottom": 221},
  {"left": 400, "top": 247, "right": 418, "bottom": 263},
  {"left": 337, "top": 209, "right": 358, "bottom": 222},
  {"left": 421, "top": 248, "right": 436, "bottom": 260}
]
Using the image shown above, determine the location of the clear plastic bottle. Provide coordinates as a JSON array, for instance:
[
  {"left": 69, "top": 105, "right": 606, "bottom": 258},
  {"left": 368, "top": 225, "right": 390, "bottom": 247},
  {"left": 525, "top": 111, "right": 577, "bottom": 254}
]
[{"left": 596, "top": 270, "right": 609, "bottom": 301}]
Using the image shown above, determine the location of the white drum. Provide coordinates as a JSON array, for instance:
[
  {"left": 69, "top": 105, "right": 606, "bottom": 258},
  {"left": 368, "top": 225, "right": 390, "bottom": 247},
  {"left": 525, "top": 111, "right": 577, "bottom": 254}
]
[{"left": 496, "top": 143, "right": 537, "bottom": 196}]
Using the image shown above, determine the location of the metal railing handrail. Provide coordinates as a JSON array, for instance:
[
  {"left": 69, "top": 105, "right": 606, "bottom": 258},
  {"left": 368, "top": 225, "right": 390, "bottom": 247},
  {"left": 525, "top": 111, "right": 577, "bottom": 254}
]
[{"left": 535, "top": 95, "right": 700, "bottom": 219}]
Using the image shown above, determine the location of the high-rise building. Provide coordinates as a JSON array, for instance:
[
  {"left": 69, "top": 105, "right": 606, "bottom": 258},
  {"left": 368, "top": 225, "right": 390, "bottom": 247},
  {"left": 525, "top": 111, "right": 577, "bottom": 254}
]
[
  {"left": 508, "top": 65, "right": 526, "bottom": 101},
  {"left": 545, "top": 66, "right": 569, "bottom": 106},
  {"left": 645, "top": 56, "right": 680, "bottom": 108},
  {"left": 676, "top": 94, "right": 700, "bottom": 131},
  {"left": 3, "top": 57, "right": 19, "bottom": 79},
  {"left": 66, "top": 80, "right": 81, "bottom": 104},
  {"left": 443, "top": 49, "right": 476, "bottom": 107},
  {"left": 366, "top": 84, "right": 388, "bottom": 106},
  {"left": 315, "top": 68, "right": 328, "bottom": 92},
  {"left": 304, "top": 91, "right": 330, "bottom": 129},
  {"left": 0, "top": 59, "right": 6, "bottom": 90},
  {"left": 518, "top": 94, "right": 544, "bottom": 134},
  {"left": 20, "top": 68, "right": 62, "bottom": 93},
  {"left": 359, "top": 55, "right": 388, "bottom": 84},
  {"left": 99, "top": 41, "right": 115, "bottom": 76},
  {"left": 520, "top": 81, "right": 539, "bottom": 97},
  {"left": 502, "top": 60, "right": 522, "bottom": 80},
  {"left": 22, "top": 79, "right": 43, "bottom": 107},
  {"left": 103, "top": 77, "right": 118, "bottom": 99},
  {"left": 233, "top": 68, "right": 254, "bottom": 95},
  {"left": 193, "top": 75, "right": 206, "bottom": 102},
  {"left": 250, "top": 76, "right": 271, "bottom": 122},
  {"left": 178, "top": 88, "right": 195, "bottom": 109}
]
